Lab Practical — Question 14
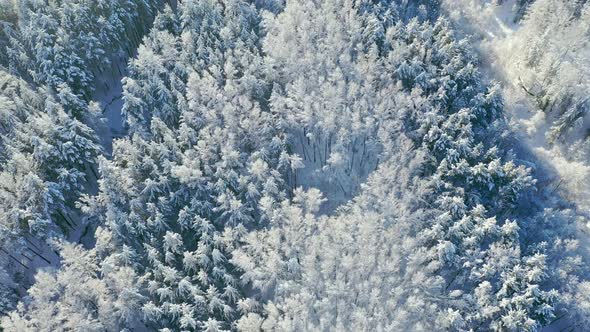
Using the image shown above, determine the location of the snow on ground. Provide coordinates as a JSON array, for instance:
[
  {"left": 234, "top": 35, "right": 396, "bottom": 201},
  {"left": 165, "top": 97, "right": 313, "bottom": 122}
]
[
  {"left": 93, "top": 54, "right": 130, "bottom": 155},
  {"left": 289, "top": 132, "right": 379, "bottom": 215},
  {"left": 64, "top": 53, "right": 131, "bottom": 248},
  {"left": 60, "top": 54, "right": 133, "bottom": 250}
]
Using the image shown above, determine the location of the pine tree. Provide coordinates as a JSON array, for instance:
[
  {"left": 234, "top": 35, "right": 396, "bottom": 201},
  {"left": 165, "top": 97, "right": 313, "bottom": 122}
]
[{"left": 78, "top": 1, "right": 287, "bottom": 329}]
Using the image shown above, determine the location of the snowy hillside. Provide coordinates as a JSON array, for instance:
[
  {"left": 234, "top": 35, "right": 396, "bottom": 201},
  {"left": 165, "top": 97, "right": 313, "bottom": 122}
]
[{"left": 1, "top": 0, "right": 590, "bottom": 331}]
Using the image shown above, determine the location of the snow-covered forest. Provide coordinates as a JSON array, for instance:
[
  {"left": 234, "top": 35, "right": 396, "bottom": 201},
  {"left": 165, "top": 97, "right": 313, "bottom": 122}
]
[{"left": 1, "top": 0, "right": 590, "bottom": 331}]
